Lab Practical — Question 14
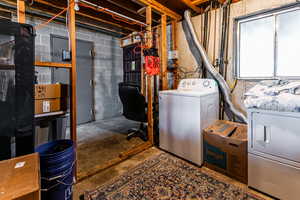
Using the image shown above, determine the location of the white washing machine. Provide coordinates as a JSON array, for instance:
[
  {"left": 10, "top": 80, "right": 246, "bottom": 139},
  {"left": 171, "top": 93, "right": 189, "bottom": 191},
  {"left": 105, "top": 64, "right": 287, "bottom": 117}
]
[{"left": 159, "top": 79, "right": 219, "bottom": 166}]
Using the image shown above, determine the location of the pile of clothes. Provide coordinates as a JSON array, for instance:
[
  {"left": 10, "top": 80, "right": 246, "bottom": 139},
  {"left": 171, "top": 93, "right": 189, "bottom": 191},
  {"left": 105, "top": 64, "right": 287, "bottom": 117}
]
[{"left": 244, "top": 80, "right": 300, "bottom": 112}]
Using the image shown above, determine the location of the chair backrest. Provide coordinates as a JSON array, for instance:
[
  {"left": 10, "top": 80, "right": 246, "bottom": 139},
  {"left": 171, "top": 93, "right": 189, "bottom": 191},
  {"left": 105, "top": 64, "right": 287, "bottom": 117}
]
[{"left": 118, "top": 82, "right": 147, "bottom": 122}]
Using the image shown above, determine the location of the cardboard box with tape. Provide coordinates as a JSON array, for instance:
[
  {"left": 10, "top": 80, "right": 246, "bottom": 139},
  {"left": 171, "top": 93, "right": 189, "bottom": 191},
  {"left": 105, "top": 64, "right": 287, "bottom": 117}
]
[
  {"left": 0, "top": 153, "right": 40, "bottom": 200},
  {"left": 34, "top": 84, "right": 68, "bottom": 114},
  {"left": 203, "top": 120, "right": 248, "bottom": 184},
  {"left": 35, "top": 84, "right": 68, "bottom": 99}
]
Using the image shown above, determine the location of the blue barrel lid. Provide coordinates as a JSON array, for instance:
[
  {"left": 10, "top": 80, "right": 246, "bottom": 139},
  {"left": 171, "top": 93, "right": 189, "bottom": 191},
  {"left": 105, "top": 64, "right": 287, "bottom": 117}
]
[{"left": 35, "top": 139, "right": 74, "bottom": 157}]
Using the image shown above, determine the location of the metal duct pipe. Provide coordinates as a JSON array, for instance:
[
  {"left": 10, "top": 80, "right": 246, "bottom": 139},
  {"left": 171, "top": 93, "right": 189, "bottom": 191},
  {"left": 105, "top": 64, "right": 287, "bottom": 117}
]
[
  {"left": 79, "top": 0, "right": 147, "bottom": 27},
  {"left": 182, "top": 10, "right": 247, "bottom": 123}
]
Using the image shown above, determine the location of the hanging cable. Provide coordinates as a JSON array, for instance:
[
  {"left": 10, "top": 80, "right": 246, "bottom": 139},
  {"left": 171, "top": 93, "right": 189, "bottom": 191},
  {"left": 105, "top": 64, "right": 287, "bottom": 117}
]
[
  {"left": 66, "top": 1, "right": 71, "bottom": 51},
  {"left": 78, "top": 0, "right": 147, "bottom": 27},
  {"left": 34, "top": 7, "right": 68, "bottom": 30}
]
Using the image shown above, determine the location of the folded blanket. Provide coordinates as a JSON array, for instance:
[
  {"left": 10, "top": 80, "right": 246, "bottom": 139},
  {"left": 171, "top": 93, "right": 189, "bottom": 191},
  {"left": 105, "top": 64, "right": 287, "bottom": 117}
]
[{"left": 244, "top": 80, "right": 300, "bottom": 112}]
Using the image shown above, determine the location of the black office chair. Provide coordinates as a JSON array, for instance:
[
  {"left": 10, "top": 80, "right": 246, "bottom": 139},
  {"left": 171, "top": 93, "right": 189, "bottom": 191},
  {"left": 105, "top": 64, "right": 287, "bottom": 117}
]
[{"left": 118, "top": 82, "right": 148, "bottom": 141}]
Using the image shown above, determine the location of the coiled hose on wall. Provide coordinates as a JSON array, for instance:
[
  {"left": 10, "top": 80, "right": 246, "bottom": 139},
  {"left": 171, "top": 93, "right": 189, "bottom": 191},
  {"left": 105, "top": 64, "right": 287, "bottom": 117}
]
[{"left": 182, "top": 10, "right": 247, "bottom": 123}]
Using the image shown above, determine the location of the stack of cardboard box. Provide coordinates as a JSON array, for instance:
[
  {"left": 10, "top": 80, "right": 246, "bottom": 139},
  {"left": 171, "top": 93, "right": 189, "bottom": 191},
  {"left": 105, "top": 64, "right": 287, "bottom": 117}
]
[{"left": 34, "top": 84, "right": 68, "bottom": 115}]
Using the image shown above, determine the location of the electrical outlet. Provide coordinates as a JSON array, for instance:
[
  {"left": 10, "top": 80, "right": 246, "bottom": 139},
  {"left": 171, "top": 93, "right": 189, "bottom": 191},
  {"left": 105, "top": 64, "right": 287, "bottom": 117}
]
[{"left": 62, "top": 50, "right": 71, "bottom": 61}]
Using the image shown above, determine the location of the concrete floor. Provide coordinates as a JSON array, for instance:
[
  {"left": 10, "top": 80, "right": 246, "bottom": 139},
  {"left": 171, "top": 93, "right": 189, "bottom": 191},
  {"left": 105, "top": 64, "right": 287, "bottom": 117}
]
[
  {"left": 73, "top": 147, "right": 272, "bottom": 200},
  {"left": 67, "top": 116, "right": 141, "bottom": 145},
  {"left": 74, "top": 116, "right": 146, "bottom": 182}
]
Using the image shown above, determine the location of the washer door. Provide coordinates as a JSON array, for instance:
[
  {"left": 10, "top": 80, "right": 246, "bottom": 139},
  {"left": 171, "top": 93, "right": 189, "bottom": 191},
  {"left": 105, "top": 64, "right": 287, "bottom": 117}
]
[{"left": 159, "top": 94, "right": 202, "bottom": 165}]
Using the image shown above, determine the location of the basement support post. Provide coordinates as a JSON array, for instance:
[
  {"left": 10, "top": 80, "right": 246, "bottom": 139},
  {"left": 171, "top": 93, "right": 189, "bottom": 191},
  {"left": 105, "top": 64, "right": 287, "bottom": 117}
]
[
  {"left": 141, "top": 61, "right": 146, "bottom": 96},
  {"left": 171, "top": 20, "right": 179, "bottom": 89},
  {"left": 68, "top": 0, "right": 78, "bottom": 179},
  {"left": 160, "top": 14, "right": 168, "bottom": 90},
  {"left": 146, "top": 6, "right": 154, "bottom": 144},
  {"left": 17, "top": 0, "right": 25, "bottom": 23}
]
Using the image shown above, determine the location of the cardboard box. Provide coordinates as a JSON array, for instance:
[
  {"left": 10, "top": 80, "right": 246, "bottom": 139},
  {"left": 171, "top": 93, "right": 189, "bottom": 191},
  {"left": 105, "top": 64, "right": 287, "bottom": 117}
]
[
  {"left": 35, "top": 84, "right": 68, "bottom": 100},
  {"left": 203, "top": 120, "right": 248, "bottom": 184},
  {"left": 35, "top": 98, "right": 67, "bottom": 114},
  {"left": 0, "top": 153, "right": 40, "bottom": 200}
]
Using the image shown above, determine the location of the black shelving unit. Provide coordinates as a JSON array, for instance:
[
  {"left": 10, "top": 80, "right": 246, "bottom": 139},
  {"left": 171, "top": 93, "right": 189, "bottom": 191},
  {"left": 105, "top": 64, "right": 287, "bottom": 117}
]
[
  {"left": 0, "top": 19, "right": 35, "bottom": 160},
  {"left": 0, "top": 63, "right": 15, "bottom": 70},
  {"left": 123, "top": 43, "right": 142, "bottom": 86}
]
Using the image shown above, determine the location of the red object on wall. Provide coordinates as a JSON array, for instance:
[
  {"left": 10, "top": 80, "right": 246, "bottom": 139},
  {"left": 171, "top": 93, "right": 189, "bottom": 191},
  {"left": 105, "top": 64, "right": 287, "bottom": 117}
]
[
  {"left": 145, "top": 55, "right": 160, "bottom": 75},
  {"left": 143, "top": 48, "right": 160, "bottom": 76}
]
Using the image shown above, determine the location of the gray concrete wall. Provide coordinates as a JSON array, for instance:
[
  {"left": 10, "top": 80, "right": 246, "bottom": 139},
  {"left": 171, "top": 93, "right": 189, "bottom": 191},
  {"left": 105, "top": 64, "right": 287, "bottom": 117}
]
[{"left": 12, "top": 14, "right": 123, "bottom": 120}]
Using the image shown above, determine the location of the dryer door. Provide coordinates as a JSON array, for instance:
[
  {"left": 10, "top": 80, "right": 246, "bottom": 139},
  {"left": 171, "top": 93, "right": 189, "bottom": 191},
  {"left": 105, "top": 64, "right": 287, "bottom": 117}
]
[{"left": 251, "top": 112, "right": 300, "bottom": 163}]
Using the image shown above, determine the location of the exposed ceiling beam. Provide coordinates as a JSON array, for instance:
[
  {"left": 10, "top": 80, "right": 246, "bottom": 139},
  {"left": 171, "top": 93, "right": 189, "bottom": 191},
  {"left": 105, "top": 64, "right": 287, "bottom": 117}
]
[
  {"left": 0, "top": 0, "right": 128, "bottom": 36},
  {"left": 191, "top": 0, "right": 210, "bottom": 6},
  {"left": 133, "top": 0, "right": 182, "bottom": 20},
  {"left": 32, "top": 0, "right": 139, "bottom": 32},
  {"left": 218, "top": 0, "right": 241, "bottom": 3},
  {"left": 137, "top": 7, "right": 160, "bottom": 23},
  {"left": 192, "top": 0, "right": 241, "bottom": 6},
  {"left": 180, "top": 0, "right": 202, "bottom": 13},
  {"left": 104, "top": 0, "right": 141, "bottom": 15},
  {"left": 78, "top": 0, "right": 146, "bottom": 26},
  {"left": 81, "top": 0, "right": 146, "bottom": 24},
  {"left": 91, "top": 0, "right": 160, "bottom": 23}
]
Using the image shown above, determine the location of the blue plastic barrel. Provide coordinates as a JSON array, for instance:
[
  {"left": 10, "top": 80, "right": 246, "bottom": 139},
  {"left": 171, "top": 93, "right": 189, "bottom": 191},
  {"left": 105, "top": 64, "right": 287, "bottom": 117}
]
[{"left": 36, "top": 140, "right": 75, "bottom": 200}]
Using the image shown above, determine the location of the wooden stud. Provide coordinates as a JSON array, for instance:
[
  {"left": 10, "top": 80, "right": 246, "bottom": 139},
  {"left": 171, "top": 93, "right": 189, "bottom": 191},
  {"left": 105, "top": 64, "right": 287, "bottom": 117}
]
[
  {"left": 17, "top": 0, "right": 25, "bottom": 23},
  {"left": 171, "top": 20, "right": 179, "bottom": 89},
  {"left": 180, "top": 0, "right": 202, "bottom": 13},
  {"left": 68, "top": 1, "right": 78, "bottom": 180},
  {"left": 35, "top": 61, "right": 72, "bottom": 68},
  {"left": 171, "top": 21, "right": 178, "bottom": 50},
  {"left": 160, "top": 14, "right": 168, "bottom": 90},
  {"left": 119, "top": 141, "right": 152, "bottom": 159},
  {"left": 146, "top": 6, "right": 154, "bottom": 145},
  {"left": 141, "top": 55, "right": 146, "bottom": 96}
]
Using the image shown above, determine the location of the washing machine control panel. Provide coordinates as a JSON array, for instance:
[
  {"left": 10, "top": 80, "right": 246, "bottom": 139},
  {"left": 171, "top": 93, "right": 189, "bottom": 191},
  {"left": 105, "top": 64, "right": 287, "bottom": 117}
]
[{"left": 178, "top": 79, "right": 218, "bottom": 92}]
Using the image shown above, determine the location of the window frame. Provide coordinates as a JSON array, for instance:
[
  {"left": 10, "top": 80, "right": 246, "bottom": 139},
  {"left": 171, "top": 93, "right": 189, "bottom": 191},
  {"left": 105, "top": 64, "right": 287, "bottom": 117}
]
[{"left": 234, "top": 2, "right": 300, "bottom": 80}]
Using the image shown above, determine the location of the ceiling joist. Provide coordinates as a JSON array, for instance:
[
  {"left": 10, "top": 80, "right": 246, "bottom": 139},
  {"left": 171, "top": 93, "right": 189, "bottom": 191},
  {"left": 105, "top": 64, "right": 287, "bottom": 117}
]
[
  {"left": 32, "top": 0, "right": 139, "bottom": 32},
  {"left": 134, "top": 0, "right": 182, "bottom": 20},
  {"left": 191, "top": 0, "right": 210, "bottom": 6},
  {"left": 180, "top": 0, "right": 202, "bottom": 13},
  {"left": 192, "top": 0, "right": 242, "bottom": 6}
]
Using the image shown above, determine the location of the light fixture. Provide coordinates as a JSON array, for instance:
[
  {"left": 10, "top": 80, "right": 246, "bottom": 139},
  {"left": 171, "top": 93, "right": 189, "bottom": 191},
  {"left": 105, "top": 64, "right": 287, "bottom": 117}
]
[{"left": 74, "top": 0, "right": 80, "bottom": 11}]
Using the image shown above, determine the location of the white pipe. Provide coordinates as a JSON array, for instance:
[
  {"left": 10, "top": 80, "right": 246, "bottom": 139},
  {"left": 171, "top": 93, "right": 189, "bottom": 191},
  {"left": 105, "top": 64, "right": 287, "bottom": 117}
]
[{"left": 79, "top": 0, "right": 147, "bottom": 27}]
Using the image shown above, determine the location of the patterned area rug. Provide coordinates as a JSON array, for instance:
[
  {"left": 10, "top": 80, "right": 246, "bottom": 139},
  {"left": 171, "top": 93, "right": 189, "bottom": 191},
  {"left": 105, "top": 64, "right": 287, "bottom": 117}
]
[{"left": 85, "top": 152, "right": 263, "bottom": 200}]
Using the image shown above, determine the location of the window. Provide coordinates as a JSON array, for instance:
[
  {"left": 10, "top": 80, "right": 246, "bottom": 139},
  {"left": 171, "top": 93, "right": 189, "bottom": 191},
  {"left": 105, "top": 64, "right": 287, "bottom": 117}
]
[{"left": 235, "top": 4, "right": 300, "bottom": 79}]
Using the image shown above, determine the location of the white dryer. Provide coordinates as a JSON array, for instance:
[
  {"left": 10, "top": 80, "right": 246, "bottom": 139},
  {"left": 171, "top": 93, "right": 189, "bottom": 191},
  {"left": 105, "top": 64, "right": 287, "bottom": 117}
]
[{"left": 159, "top": 79, "right": 219, "bottom": 166}]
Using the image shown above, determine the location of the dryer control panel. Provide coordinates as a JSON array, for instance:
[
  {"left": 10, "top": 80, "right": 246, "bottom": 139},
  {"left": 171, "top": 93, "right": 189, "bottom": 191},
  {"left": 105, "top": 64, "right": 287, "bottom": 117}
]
[{"left": 178, "top": 79, "right": 218, "bottom": 92}]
